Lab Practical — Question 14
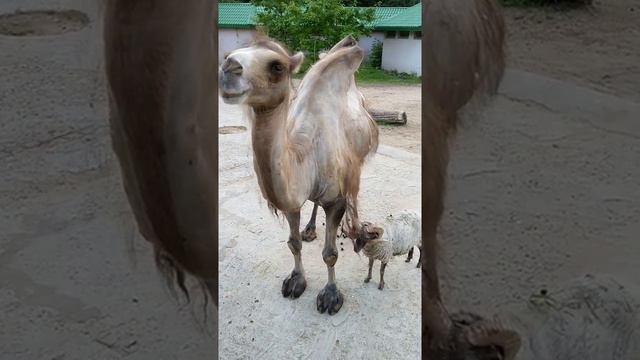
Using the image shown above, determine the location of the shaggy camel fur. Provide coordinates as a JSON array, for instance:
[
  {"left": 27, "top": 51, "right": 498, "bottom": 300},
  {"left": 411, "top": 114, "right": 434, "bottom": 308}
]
[
  {"left": 219, "top": 36, "right": 378, "bottom": 315},
  {"left": 421, "top": 0, "right": 524, "bottom": 359},
  {"left": 103, "top": 0, "right": 217, "bottom": 304}
]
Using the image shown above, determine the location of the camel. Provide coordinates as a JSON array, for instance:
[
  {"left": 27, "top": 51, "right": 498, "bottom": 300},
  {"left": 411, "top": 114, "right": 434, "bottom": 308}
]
[
  {"left": 420, "top": 0, "right": 522, "bottom": 359},
  {"left": 218, "top": 35, "right": 378, "bottom": 314},
  {"left": 102, "top": 0, "right": 217, "bottom": 307}
]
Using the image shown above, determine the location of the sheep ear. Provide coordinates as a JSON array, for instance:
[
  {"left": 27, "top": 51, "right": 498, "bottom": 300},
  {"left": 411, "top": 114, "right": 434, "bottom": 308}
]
[{"left": 464, "top": 324, "right": 522, "bottom": 360}]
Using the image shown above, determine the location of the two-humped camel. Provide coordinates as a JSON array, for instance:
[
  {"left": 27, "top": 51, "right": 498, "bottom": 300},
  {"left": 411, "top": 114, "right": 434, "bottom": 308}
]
[
  {"left": 219, "top": 35, "right": 378, "bottom": 314},
  {"left": 103, "top": 0, "right": 524, "bottom": 357}
]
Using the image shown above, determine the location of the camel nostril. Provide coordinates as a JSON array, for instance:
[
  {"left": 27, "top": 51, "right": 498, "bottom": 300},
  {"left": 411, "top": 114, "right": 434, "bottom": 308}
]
[{"left": 223, "top": 58, "right": 243, "bottom": 74}]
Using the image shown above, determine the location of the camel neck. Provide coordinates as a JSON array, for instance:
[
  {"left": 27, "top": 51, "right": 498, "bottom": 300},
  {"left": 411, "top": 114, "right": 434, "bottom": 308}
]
[{"left": 248, "top": 98, "right": 291, "bottom": 209}]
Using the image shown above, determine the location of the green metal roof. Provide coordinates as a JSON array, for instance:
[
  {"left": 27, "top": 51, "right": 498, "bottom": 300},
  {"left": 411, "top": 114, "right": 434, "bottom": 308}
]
[
  {"left": 374, "top": 3, "right": 421, "bottom": 31},
  {"left": 218, "top": 3, "right": 258, "bottom": 29},
  {"left": 218, "top": 3, "right": 410, "bottom": 30},
  {"left": 359, "top": 7, "right": 408, "bottom": 24}
]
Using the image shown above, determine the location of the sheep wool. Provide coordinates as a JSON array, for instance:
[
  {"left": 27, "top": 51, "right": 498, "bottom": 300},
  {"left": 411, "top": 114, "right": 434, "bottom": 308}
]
[{"left": 363, "top": 209, "right": 421, "bottom": 263}]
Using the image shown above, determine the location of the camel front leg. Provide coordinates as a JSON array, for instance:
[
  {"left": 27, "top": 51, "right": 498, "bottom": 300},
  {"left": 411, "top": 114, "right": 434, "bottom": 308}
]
[
  {"left": 301, "top": 202, "right": 318, "bottom": 242},
  {"left": 281, "top": 211, "right": 307, "bottom": 299},
  {"left": 317, "top": 200, "right": 346, "bottom": 315}
]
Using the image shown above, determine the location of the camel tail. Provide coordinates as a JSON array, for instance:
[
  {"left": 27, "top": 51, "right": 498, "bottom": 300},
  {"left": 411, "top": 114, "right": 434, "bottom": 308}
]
[{"left": 423, "top": 0, "right": 506, "bottom": 131}]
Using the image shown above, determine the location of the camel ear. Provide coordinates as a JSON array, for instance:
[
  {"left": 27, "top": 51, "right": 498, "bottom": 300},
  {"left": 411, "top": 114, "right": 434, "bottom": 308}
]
[
  {"left": 290, "top": 52, "right": 304, "bottom": 73},
  {"left": 465, "top": 325, "right": 522, "bottom": 360}
]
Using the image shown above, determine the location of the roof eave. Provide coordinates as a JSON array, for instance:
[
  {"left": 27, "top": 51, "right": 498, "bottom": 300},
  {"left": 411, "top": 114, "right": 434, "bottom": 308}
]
[{"left": 374, "top": 26, "right": 421, "bottom": 32}]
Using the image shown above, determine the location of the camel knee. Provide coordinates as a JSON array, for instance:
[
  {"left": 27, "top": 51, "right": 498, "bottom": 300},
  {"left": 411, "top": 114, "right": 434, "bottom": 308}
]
[
  {"left": 288, "top": 236, "right": 302, "bottom": 254},
  {"left": 322, "top": 248, "right": 338, "bottom": 267}
]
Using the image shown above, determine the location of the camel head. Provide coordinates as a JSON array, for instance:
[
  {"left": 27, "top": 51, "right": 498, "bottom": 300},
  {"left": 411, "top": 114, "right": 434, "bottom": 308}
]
[
  {"left": 219, "top": 38, "right": 304, "bottom": 107},
  {"left": 427, "top": 312, "right": 522, "bottom": 360},
  {"left": 353, "top": 221, "right": 384, "bottom": 253}
]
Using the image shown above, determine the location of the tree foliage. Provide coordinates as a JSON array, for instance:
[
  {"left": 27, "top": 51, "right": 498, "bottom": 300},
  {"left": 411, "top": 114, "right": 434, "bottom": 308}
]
[
  {"left": 353, "top": 0, "right": 419, "bottom": 6},
  {"left": 251, "top": 0, "right": 376, "bottom": 58},
  {"left": 223, "top": 0, "right": 419, "bottom": 5}
]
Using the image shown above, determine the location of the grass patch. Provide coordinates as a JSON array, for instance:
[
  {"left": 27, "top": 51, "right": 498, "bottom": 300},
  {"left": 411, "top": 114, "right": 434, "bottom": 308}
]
[
  {"left": 294, "top": 64, "right": 421, "bottom": 86},
  {"left": 356, "top": 66, "right": 421, "bottom": 85}
]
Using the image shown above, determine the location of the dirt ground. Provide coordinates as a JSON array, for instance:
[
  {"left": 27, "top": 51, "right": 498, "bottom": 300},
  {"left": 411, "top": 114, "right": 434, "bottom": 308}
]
[{"left": 366, "top": 0, "right": 640, "bottom": 153}]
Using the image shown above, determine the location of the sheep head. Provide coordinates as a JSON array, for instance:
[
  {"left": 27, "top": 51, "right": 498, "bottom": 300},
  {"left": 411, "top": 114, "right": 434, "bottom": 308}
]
[{"left": 353, "top": 221, "right": 384, "bottom": 253}]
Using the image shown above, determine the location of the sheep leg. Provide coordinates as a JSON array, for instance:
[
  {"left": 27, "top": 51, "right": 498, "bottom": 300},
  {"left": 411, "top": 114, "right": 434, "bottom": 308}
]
[
  {"left": 365, "top": 258, "right": 374, "bottom": 283},
  {"left": 301, "top": 202, "right": 318, "bottom": 242},
  {"left": 378, "top": 262, "right": 387, "bottom": 290},
  {"left": 317, "top": 200, "right": 346, "bottom": 315},
  {"left": 281, "top": 211, "right": 307, "bottom": 299},
  {"left": 406, "top": 247, "right": 414, "bottom": 262},
  {"left": 417, "top": 246, "right": 422, "bottom": 268}
]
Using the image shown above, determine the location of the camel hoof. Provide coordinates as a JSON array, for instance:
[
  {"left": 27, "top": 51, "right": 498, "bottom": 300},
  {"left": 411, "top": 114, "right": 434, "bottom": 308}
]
[
  {"left": 301, "top": 225, "right": 317, "bottom": 242},
  {"left": 378, "top": 282, "right": 385, "bottom": 290},
  {"left": 316, "top": 283, "right": 344, "bottom": 315},
  {"left": 416, "top": 262, "right": 421, "bottom": 269},
  {"left": 405, "top": 258, "right": 411, "bottom": 263},
  {"left": 282, "top": 270, "right": 306, "bottom": 299},
  {"left": 364, "top": 277, "right": 371, "bottom": 283}
]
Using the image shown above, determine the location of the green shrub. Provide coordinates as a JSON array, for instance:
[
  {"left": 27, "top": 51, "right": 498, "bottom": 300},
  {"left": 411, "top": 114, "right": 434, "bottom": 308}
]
[{"left": 368, "top": 40, "right": 383, "bottom": 69}]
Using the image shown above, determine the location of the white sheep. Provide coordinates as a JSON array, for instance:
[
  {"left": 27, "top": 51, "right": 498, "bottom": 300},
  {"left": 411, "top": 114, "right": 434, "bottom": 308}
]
[{"left": 353, "top": 209, "right": 421, "bottom": 290}]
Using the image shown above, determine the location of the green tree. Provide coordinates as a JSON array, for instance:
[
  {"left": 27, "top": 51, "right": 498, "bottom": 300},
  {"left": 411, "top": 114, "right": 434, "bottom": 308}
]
[
  {"left": 354, "top": 0, "right": 419, "bottom": 6},
  {"left": 251, "top": 0, "right": 375, "bottom": 59}
]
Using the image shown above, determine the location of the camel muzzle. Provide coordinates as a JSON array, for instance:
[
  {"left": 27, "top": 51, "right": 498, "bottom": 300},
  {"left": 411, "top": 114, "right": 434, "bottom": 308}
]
[{"left": 218, "top": 66, "right": 250, "bottom": 104}]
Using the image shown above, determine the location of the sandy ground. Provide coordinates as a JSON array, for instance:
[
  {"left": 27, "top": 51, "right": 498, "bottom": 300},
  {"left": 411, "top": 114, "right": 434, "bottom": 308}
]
[{"left": 0, "top": 0, "right": 639, "bottom": 359}]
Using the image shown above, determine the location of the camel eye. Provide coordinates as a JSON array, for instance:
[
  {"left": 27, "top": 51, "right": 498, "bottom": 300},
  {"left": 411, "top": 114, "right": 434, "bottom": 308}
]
[{"left": 271, "top": 62, "right": 285, "bottom": 74}]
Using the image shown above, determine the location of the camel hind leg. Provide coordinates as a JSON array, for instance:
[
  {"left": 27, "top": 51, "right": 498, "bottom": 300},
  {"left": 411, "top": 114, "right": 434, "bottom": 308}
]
[
  {"left": 281, "top": 211, "right": 307, "bottom": 299},
  {"left": 301, "top": 202, "right": 318, "bottom": 242},
  {"left": 317, "top": 200, "right": 346, "bottom": 315}
]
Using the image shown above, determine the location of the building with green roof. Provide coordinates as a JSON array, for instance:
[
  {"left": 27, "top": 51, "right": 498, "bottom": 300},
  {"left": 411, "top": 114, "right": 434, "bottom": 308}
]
[{"left": 217, "top": 2, "right": 422, "bottom": 75}]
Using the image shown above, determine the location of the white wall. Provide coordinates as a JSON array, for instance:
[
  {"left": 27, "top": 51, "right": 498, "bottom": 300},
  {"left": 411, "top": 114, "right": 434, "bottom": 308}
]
[
  {"left": 381, "top": 32, "right": 421, "bottom": 76},
  {"left": 358, "top": 32, "right": 384, "bottom": 58},
  {"left": 218, "top": 29, "right": 256, "bottom": 63}
]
